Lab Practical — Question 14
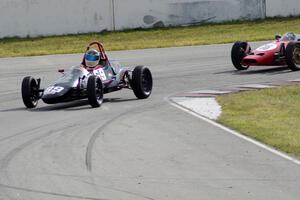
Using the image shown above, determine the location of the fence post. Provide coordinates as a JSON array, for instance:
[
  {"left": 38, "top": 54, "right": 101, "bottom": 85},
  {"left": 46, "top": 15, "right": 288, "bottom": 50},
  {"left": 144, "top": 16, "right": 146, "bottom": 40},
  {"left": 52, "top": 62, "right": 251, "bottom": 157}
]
[{"left": 111, "top": 0, "right": 116, "bottom": 31}]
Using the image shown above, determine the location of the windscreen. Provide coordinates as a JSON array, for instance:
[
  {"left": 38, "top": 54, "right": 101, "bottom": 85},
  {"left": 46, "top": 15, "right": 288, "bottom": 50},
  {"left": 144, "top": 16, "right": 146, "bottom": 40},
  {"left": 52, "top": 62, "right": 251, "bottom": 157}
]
[
  {"left": 280, "top": 32, "right": 296, "bottom": 41},
  {"left": 54, "top": 66, "right": 85, "bottom": 85}
]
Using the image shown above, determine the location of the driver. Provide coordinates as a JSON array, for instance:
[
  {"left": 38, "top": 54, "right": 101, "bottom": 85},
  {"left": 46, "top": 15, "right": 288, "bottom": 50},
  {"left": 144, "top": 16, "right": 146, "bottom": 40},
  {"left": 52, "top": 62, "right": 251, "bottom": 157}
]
[
  {"left": 82, "top": 49, "right": 101, "bottom": 70},
  {"left": 282, "top": 32, "right": 296, "bottom": 41},
  {"left": 81, "top": 49, "right": 115, "bottom": 79}
]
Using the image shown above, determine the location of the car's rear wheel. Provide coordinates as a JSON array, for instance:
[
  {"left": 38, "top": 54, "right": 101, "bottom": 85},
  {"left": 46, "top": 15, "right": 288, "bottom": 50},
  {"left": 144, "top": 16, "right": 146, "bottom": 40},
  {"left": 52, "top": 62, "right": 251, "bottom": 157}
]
[
  {"left": 21, "top": 76, "right": 40, "bottom": 108},
  {"left": 231, "top": 41, "right": 250, "bottom": 70},
  {"left": 286, "top": 42, "right": 300, "bottom": 71},
  {"left": 87, "top": 75, "right": 103, "bottom": 108},
  {"left": 131, "top": 66, "right": 153, "bottom": 99}
]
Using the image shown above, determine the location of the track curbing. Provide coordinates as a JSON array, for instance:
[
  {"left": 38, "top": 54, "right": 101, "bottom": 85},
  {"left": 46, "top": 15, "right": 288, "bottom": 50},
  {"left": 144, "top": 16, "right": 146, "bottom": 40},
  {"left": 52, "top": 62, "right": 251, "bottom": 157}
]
[{"left": 168, "top": 80, "right": 300, "bottom": 167}]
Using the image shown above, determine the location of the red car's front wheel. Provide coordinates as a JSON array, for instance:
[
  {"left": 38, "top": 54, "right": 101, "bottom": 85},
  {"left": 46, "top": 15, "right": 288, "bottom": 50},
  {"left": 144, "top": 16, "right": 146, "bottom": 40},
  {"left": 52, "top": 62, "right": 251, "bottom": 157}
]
[{"left": 231, "top": 42, "right": 250, "bottom": 70}]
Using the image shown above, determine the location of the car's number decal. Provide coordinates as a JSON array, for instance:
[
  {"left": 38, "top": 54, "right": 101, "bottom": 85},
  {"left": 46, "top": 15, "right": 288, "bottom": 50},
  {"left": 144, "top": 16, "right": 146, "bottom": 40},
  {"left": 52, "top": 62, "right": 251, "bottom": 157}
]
[
  {"left": 44, "top": 86, "right": 64, "bottom": 94},
  {"left": 95, "top": 68, "right": 107, "bottom": 81}
]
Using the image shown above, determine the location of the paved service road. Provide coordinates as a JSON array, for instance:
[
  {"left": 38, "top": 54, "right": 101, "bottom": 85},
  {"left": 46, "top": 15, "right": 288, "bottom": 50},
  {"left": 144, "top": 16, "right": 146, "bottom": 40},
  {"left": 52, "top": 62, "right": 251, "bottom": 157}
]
[{"left": 0, "top": 43, "right": 300, "bottom": 200}]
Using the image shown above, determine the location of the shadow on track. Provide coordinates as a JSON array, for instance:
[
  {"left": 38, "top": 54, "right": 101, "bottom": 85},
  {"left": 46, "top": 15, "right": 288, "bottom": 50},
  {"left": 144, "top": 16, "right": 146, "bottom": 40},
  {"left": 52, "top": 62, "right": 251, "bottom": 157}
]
[
  {"left": 215, "top": 66, "right": 294, "bottom": 75},
  {"left": 33, "top": 98, "right": 138, "bottom": 111},
  {"left": 0, "top": 107, "right": 26, "bottom": 112},
  {"left": 0, "top": 98, "right": 139, "bottom": 112},
  {"left": 104, "top": 98, "right": 138, "bottom": 103}
]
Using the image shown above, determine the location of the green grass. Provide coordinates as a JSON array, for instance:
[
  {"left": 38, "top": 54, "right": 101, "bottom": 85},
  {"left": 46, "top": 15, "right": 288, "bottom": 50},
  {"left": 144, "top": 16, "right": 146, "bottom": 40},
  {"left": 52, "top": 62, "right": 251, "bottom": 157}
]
[
  {"left": 216, "top": 85, "right": 300, "bottom": 158},
  {"left": 1, "top": 16, "right": 300, "bottom": 57}
]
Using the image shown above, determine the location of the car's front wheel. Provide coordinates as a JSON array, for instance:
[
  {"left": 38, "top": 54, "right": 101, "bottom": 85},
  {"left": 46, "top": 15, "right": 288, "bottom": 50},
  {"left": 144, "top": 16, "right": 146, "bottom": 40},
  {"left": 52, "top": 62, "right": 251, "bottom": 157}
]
[
  {"left": 286, "top": 42, "right": 300, "bottom": 71},
  {"left": 21, "top": 76, "right": 40, "bottom": 108},
  {"left": 231, "top": 41, "right": 250, "bottom": 70},
  {"left": 87, "top": 75, "right": 103, "bottom": 108}
]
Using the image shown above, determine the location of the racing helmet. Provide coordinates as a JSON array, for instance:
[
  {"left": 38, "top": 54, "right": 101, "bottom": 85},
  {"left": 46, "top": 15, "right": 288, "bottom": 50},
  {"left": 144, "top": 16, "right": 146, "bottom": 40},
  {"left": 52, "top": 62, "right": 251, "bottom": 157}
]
[
  {"left": 282, "top": 32, "right": 296, "bottom": 41},
  {"left": 84, "top": 49, "right": 100, "bottom": 68}
]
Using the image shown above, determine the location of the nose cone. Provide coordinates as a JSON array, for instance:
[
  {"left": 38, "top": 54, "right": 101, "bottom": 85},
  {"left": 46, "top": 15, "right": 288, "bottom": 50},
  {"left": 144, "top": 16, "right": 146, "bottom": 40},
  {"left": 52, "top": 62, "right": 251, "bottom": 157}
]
[{"left": 42, "top": 85, "right": 70, "bottom": 104}]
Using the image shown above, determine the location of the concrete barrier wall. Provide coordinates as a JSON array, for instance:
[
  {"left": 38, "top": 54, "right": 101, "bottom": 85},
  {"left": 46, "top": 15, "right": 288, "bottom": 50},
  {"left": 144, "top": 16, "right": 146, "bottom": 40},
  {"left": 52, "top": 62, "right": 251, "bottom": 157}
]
[
  {"left": 0, "top": 0, "right": 113, "bottom": 38},
  {"left": 114, "top": 0, "right": 265, "bottom": 30},
  {"left": 0, "top": 0, "right": 299, "bottom": 38},
  {"left": 266, "top": 0, "right": 300, "bottom": 17}
]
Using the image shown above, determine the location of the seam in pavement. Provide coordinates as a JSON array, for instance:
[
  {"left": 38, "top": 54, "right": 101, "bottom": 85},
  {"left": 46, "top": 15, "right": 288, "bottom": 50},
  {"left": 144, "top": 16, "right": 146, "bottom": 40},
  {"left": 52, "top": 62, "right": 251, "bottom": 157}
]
[{"left": 168, "top": 98, "right": 300, "bottom": 167}]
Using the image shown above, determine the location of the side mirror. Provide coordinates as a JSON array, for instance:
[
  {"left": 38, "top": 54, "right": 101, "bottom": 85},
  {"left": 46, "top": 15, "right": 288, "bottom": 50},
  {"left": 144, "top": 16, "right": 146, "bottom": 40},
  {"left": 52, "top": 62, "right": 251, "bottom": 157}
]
[
  {"left": 275, "top": 34, "right": 281, "bottom": 40},
  {"left": 58, "top": 69, "right": 65, "bottom": 73}
]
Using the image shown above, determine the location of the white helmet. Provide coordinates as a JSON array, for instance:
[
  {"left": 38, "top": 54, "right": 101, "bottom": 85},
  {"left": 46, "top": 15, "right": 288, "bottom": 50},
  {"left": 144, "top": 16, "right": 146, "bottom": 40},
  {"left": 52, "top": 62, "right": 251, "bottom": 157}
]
[{"left": 85, "top": 49, "right": 100, "bottom": 68}]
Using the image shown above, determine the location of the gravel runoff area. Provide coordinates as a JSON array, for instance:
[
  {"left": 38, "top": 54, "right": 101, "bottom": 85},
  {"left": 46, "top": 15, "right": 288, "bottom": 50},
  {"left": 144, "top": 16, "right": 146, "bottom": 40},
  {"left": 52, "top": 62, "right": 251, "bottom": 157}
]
[{"left": 170, "top": 79, "right": 300, "bottom": 120}]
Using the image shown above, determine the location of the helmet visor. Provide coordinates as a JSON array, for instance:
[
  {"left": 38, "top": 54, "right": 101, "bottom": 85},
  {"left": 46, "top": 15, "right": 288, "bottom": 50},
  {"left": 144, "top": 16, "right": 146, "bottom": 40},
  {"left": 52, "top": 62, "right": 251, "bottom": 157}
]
[{"left": 85, "top": 54, "right": 100, "bottom": 61}]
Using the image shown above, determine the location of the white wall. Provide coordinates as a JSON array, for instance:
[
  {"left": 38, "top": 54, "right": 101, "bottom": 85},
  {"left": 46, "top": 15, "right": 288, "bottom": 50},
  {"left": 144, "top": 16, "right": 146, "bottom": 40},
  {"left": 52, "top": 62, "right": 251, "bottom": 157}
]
[
  {"left": 114, "top": 0, "right": 265, "bottom": 30},
  {"left": 266, "top": 0, "right": 300, "bottom": 17},
  {"left": 0, "top": 0, "right": 113, "bottom": 38},
  {"left": 0, "top": 0, "right": 299, "bottom": 38}
]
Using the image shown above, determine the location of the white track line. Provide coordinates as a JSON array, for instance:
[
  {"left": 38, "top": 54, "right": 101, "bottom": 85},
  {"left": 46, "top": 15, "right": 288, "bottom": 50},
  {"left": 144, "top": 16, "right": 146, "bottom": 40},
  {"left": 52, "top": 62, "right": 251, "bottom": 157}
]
[{"left": 169, "top": 99, "right": 300, "bottom": 166}]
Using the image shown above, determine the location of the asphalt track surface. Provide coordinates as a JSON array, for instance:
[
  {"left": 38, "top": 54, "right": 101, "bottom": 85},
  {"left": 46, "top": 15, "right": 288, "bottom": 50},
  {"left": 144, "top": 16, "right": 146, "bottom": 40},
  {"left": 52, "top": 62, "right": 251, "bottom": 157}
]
[{"left": 0, "top": 42, "right": 300, "bottom": 200}]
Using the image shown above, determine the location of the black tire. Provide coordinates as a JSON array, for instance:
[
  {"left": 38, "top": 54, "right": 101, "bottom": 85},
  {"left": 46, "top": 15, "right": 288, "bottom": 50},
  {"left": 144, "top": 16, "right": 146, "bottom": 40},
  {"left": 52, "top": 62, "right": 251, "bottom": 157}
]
[
  {"left": 87, "top": 75, "right": 103, "bottom": 108},
  {"left": 286, "top": 42, "right": 300, "bottom": 71},
  {"left": 231, "top": 41, "right": 250, "bottom": 70},
  {"left": 131, "top": 66, "right": 153, "bottom": 99},
  {"left": 21, "top": 76, "right": 39, "bottom": 108}
]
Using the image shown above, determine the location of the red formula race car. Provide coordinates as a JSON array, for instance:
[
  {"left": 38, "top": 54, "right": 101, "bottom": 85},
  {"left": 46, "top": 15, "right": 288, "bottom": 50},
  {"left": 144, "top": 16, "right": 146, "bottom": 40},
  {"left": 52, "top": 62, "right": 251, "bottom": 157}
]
[{"left": 231, "top": 32, "right": 300, "bottom": 71}]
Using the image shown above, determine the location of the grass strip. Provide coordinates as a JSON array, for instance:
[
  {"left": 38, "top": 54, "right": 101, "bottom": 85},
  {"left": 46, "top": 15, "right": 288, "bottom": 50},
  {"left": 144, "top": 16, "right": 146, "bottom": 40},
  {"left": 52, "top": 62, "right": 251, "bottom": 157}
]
[
  {"left": 216, "top": 84, "right": 300, "bottom": 158},
  {"left": 1, "top": 17, "right": 300, "bottom": 57}
]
